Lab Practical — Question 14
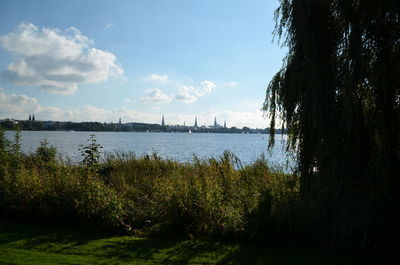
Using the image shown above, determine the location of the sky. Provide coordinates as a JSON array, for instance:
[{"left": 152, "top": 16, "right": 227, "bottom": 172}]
[{"left": 0, "top": 0, "right": 286, "bottom": 129}]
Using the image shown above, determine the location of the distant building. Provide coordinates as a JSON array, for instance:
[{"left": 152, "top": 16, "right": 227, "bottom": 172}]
[
  {"left": 209, "top": 117, "right": 224, "bottom": 129},
  {"left": 161, "top": 115, "right": 165, "bottom": 126},
  {"left": 194, "top": 116, "right": 198, "bottom": 128},
  {"left": 224, "top": 121, "right": 226, "bottom": 128},
  {"left": 119, "top": 117, "right": 121, "bottom": 125}
]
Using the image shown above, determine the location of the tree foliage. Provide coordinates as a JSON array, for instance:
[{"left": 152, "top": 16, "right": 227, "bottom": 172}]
[{"left": 264, "top": 0, "right": 400, "bottom": 252}]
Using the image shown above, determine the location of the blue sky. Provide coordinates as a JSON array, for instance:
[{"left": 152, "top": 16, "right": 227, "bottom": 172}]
[{"left": 0, "top": 0, "right": 286, "bottom": 128}]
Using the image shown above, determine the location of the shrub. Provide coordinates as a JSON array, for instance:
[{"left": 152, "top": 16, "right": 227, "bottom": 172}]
[
  {"left": 35, "top": 140, "right": 57, "bottom": 164},
  {"left": 79, "top": 134, "right": 102, "bottom": 167}
]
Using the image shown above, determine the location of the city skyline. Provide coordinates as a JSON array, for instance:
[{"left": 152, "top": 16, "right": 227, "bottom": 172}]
[
  {"left": 159, "top": 115, "right": 229, "bottom": 128},
  {"left": 11, "top": 113, "right": 238, "bottom": 129}
]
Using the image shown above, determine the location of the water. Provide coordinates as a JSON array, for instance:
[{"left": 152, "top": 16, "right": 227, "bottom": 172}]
[{"left": 5, "top": 131, "right": 292, "bottom": 168}]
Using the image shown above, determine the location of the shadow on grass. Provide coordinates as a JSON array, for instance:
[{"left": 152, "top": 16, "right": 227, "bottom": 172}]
[
  {"left": 0, "top": 221, "right": 229, "bottom": 264},
  {"left": 0, "top": 220, "right": 390, "bottom": 265},
  {"left": 0, "top": 220, "right": 106, "bottom": 246},
  {"left": 98, "top": 239, "right": 230, "bottom": 264}
]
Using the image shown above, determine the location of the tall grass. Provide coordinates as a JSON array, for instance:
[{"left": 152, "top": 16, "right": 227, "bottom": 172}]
[{"left": 0, "top": 131, "right": 299, "bottom": 242}]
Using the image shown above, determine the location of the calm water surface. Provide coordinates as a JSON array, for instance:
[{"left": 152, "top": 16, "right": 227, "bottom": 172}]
[{"left": 5, "top": 131, "right": 291, "bottom": 168}]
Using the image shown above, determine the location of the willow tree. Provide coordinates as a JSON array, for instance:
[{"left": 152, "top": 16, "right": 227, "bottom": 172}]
[{"left": 264, "top": 0, "right": 400, "bottom": 252}]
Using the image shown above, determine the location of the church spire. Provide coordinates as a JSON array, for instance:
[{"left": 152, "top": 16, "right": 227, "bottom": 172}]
[
  {"left": 194, "top": 116, "right": 198, "bottom": 128},
  {"left": 161, "top": 115, "right": 165, "bottom": 126},
  {"left": 214, "top": 117, "right": 217, "bottom": 128}
]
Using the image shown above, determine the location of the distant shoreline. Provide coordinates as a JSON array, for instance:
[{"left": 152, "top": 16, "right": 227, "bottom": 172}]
[
  {"left": 1, "top": 119, "right": 287, "bottom": 134},
  {"left": 4, "top": 129, "right": 281, "bottom": 135}
]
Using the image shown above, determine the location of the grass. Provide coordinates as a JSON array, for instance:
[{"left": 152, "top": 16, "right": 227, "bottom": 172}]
[{"left": 0, "top": 220, "right": 385, "bottom": 265}]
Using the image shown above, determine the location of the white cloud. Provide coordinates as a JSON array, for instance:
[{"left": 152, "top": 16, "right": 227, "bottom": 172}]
[
  {"left": 62, "top": 106, "right": 160, "bottom": 123},
  {"left": 105, "top": 24, "right": 114, "bottom": 29},
  {"left": 142, "top": 74, "right": 168, "bottom": 83},
  {"left": 139, "top": 77, "right": 217, "bottom": 104},
  {"left": 0, "top": 23, "right": 123, "bottom": 95},
  {"left": 151, "top": 109, "right": 269, "bottom": 128},
  {"left": 140, "top": 88, "right": 172, "bottom": 104},
  {"left": 223, "top": 82, "right": 238, "bottom": 88},
  {"left": 0, "top": 23, "right": 90, "bottom": 59},
  {"left": 175, "top": 90, "right": 198, "bottom": 104},
  {"left": 218, "top": 110, "right": 267, "bottom": 129},
  {"left": 0, "top": 92, "right": 41, "bottom": 118},
  {"left": 0, "top": 91, "right": 160, "bottom": 123},
  {"left": 174, "top": 80, "right": 216, "bottom": 104},
  {"left": 198, "top": 80, "right": 216, "bottom": 96},
  {"left": 184, "top": 109, "right": 268, "bottom": 129}
]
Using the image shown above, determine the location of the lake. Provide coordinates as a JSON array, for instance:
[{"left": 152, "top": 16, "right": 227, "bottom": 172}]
[{"left": 5, "top": 131, "right": 292, "bottom": 169}]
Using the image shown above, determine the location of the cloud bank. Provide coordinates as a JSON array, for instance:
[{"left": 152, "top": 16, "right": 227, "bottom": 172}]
[
  {"left": 0, "top": 91, "right": 268, "bottom": 128},
  {"left": 0, "top": 23, "right": 123, "bottom": 95}
]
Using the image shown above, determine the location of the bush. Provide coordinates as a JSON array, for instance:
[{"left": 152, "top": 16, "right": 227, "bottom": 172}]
[
  {"left": 79, "top": 134, "right": 102, "bottom": 167},
  {"left": 35, "top": 140, "right": 57, "bottom": 164}
]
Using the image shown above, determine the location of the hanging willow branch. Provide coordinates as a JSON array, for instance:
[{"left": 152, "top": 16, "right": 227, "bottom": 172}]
[{"left": 263, "top": 0, "right": 400, "bottom": 252}]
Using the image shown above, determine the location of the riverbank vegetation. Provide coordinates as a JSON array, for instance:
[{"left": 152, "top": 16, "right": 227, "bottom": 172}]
[{"left": 0, "top": 130, "right": 300, "bottom": 243}]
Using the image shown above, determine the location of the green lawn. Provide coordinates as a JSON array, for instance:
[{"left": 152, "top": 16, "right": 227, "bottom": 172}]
[{"left": 0, "top": 221, "right": 384, "bottom": 265}]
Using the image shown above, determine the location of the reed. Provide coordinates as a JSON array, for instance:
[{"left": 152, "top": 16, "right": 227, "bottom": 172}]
[{"left": 0, "top": 132, "right": 299, "bottom": 241}]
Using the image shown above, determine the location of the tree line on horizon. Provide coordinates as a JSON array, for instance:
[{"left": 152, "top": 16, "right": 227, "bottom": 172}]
[{"left": 0, "top": 120, "right": 284, "bottom": 134}]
